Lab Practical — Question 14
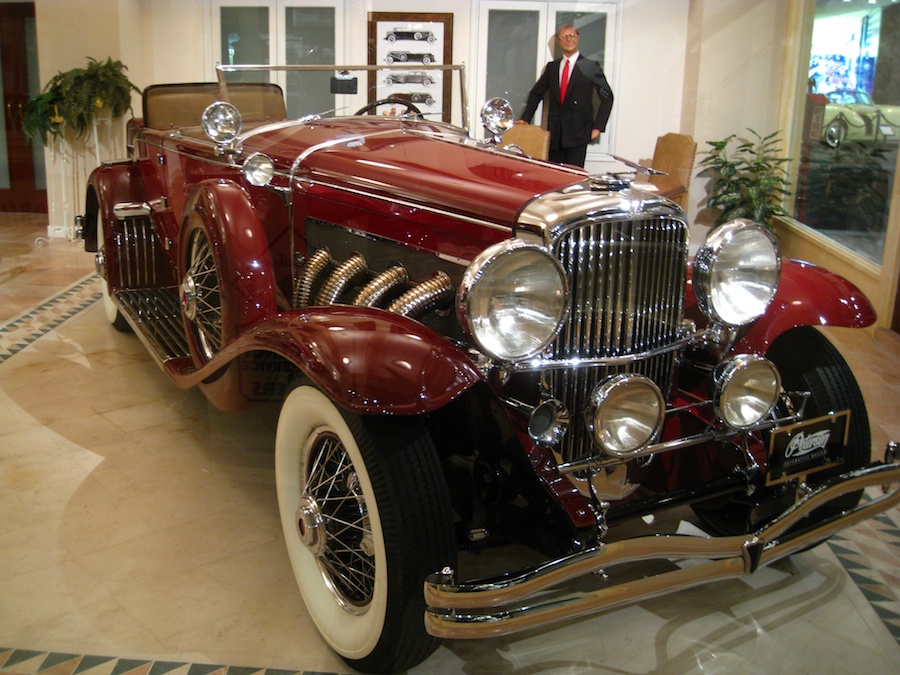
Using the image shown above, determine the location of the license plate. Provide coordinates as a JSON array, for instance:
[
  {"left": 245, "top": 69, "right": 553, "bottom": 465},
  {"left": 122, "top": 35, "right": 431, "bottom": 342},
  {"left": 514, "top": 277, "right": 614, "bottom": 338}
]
[{"left": 766, "top": 410, "right": 850, "bottom": 484}]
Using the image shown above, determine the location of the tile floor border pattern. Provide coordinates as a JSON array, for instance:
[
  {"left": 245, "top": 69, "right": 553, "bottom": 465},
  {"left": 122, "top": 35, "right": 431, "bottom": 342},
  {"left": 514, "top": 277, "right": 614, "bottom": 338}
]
[
  {"left": 0, "top": 273, "right": 101, "bottom": 363},
  {"left": 0, "top": 649, "right": 338, "bottom": 675},
  {"left": 827, "top": 498, "right": 900, "bottom": 645},
  {"left": 1, "top": 273, "right": 898, "bottom": 671}
]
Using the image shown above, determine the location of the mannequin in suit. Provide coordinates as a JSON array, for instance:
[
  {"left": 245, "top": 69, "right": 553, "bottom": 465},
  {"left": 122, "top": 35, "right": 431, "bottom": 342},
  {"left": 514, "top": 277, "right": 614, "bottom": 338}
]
[{"left": 517, "top": 24, "right": 614, "bottom": 167}]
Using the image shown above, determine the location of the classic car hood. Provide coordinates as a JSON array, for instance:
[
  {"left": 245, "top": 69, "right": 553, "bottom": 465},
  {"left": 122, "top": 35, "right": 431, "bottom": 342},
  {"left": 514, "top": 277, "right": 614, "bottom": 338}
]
[{"left": 239, "top": 117, "right": 589, "bottom": 227}]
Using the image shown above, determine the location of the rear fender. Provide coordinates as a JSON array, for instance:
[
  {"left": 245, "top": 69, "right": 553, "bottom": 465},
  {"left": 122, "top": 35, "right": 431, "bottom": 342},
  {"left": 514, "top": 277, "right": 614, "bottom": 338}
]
[
  {"left": 83, "top": 161, "right": 140, "bottom": 253},
  {"left": 736, "top": 259, "right": 876, "bottom": 354}
]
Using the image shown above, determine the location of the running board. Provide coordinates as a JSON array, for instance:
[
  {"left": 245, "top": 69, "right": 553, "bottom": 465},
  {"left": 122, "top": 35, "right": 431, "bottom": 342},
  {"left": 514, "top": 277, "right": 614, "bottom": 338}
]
[
  {"left": 424, "top": 454, "right": 900, "bottom": 639},
  {"left": 116, "top": 287, "right": 190, "bottom": 364}
]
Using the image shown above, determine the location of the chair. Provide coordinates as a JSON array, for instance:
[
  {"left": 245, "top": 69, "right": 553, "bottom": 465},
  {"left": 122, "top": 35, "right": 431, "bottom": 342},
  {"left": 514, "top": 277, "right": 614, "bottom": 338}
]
[
  {"left": 646, "top": 133, "right": 697, "bottom": 207},
  {"left": 501, "top": 123, "right": 550, "bottom": 160}
]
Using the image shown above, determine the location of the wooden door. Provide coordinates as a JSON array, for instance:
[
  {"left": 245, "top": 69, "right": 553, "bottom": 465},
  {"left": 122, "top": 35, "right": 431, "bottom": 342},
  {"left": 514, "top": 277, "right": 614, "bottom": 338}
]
[{"left": 0, "top": 2, "right": 47, "bottom": 212}]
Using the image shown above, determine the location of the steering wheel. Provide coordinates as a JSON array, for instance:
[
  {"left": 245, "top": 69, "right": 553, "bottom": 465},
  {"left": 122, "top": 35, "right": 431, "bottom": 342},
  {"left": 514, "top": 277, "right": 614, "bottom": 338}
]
[{"left": 355, "top": 97, "right": 423, "bottom": 117}]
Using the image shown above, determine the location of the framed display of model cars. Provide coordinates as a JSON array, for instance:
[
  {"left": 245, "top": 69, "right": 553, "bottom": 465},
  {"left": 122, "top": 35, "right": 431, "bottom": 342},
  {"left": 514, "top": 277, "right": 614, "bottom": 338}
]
[{"left": 367, "top": 12, "right": 452, "bottom": 121}]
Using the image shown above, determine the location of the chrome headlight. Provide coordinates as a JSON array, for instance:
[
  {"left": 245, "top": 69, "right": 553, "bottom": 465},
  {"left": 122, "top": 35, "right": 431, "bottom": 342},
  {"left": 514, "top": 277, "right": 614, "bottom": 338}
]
[
  {"left": 587, "top": 374, "right": 665, "bottom": 457},
  {"left": 243, "top": 152, "right": 275, "bottom": 187},
  {"left": 713, "top": 355, "right": 781, "bottom": 429},
  {"left": 693, "top": 219, "right": 780, "bottom": 326},
  {"left": 202, "top": 101, "right": 242, "bottom": 144},
  {"left": 458, "top": 239, "right": 568, "bottom": 362}
]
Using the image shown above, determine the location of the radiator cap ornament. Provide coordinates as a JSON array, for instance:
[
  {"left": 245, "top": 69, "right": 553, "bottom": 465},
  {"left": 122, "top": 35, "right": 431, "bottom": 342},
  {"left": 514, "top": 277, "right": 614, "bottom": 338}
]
[{"left": 589, "top": 174, "right": 629, "bottom": 192}]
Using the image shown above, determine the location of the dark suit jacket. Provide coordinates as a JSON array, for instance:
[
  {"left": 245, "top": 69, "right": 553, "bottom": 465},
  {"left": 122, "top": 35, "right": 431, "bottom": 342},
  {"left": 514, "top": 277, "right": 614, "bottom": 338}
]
[{"left": 520, "top": 56, "right": 614, "bottom": 150}]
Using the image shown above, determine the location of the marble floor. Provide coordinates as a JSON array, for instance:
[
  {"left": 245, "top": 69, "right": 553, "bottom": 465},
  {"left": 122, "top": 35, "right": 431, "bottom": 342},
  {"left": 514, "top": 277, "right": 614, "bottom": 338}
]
[{"left": 1, "top": 213, "right": 899, "bottom": 675}]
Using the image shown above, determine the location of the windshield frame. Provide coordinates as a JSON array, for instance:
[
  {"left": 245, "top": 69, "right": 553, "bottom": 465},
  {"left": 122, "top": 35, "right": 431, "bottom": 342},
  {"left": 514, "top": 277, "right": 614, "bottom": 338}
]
[{"left": 214, "top": 63, "right": 470, "bottom": 131}]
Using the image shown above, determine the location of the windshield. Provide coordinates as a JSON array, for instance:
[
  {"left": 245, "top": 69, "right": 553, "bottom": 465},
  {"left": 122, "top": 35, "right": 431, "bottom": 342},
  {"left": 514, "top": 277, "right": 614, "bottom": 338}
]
[{"left": 215, "top": 63, "right": 470, "bottom": 130}]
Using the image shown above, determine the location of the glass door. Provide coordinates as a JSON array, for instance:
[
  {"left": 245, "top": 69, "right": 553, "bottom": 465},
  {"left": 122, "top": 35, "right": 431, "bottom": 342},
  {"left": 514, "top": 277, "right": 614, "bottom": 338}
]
[
  {"left": 476, "top": 1, "right": 547, "bottom": 132},
  {"left": 475, "top": 1, "right": 617, "bottom": 160},
  {"left": 211, "top": 1, "right": 344, "bottom": 117},
  {"left": 0, "top": 2, "right": 46, "bottom": 212}
]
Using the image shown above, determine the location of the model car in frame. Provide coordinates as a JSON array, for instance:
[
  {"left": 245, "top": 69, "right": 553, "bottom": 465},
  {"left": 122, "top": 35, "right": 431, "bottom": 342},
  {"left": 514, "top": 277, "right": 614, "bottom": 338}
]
[
  {"left": 384, "top": 27, "right": 437, "bottom": 43},
  {"left": 384, "top": 70, "right": 434, "bottom": 86},
  {"left": 385, "top": 50, "right": 435, "bottom": 64},
  {"left": 78, "top": 63, "right": 900, "bottom": 674}
]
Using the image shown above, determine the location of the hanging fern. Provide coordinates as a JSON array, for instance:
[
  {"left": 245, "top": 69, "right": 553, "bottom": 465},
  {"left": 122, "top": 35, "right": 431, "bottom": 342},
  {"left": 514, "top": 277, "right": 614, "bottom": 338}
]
[
  {"left": 22, "top": 57, "right": 140, "bottom": 142},
  {"left": 21, "top": 90, "right": 65, "bottom": 144}
]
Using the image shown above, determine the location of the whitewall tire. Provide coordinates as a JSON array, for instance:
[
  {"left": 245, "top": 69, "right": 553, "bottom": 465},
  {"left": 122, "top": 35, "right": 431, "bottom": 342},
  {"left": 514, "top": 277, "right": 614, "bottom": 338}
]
[{"left": 275, "top": 385, "right": 455, "bottom": 673}]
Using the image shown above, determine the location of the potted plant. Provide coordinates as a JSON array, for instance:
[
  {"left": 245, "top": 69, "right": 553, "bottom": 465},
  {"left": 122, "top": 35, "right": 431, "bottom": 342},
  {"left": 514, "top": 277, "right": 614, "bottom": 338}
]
[
  {"left": 22, "top": 57, "right": 140, "bottom": 142},
  {"left": 698, "top": 129, "right": 791, "bottom": 230}
]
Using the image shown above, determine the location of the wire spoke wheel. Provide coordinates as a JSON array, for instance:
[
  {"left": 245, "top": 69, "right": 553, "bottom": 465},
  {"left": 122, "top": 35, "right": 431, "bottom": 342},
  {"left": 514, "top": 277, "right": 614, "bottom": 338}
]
[
  {"left": 303, "top": 431, "right": 376, "bottom": 611},
  {"left": 182, "top": 227, "right": 222, "bottom": 360}
]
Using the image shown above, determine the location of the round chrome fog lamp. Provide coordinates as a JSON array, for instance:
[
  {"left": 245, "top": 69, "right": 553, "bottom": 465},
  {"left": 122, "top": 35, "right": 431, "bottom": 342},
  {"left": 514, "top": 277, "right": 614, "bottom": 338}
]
[
  {"left": 587, "top": 374, "right": 664, "bottom": 457},
  {"left": 243, "top": 152, "right": 275, "bottom": 187},
  {"left": 713, "top": 355, "right": 781, "bottom": 429},
  {"left": 528, "top": 399, "right": 569, "bottom": 447},
  {"left": 693, "top": 219, "right": 780, "bottom": 326},
  {"left": 202, "top": 101, "right": 242, "bottom": 144},
  {"left": 458, "top": 239, "right": 568, "bottom": 362}
]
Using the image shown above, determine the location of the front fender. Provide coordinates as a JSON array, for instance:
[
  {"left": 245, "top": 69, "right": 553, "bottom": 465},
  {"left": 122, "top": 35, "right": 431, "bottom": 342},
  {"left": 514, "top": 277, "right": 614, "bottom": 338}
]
[
  {"left": 166, "top": 305, "right": 483, "bottom": 414},
  {"left": 182, "top": 179, "right": 277, "bottom": 335},
  {"left": 273, "top": 307, "right": 483, "bottom": 413},
  {"left": 736, "top": 258, "right": 876, "bottom": 354}
]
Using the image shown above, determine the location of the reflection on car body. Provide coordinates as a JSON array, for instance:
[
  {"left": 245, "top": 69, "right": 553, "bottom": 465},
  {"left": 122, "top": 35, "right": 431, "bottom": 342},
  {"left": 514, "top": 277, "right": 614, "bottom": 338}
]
[{"left": 77, "top": 63, "right": 900, "bottom": 674}]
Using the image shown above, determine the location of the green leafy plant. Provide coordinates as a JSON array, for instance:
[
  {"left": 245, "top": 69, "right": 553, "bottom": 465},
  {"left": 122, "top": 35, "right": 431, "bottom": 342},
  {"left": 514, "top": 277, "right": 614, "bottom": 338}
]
[
  {"left": 21, "top": 57, "right": 140, "bottom": 143},
  {"left": 699, "top": 129, "right": 791, "bottom": 229},
  {"left": 21, "top": 90, "right": 65, "bottom": 144}
]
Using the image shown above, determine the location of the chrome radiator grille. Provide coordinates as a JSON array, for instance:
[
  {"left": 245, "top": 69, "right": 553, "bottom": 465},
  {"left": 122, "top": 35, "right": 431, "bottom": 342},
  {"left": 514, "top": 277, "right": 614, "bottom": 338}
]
[{"left": 548, "top": 214, "right": 688, "bottom": 463}]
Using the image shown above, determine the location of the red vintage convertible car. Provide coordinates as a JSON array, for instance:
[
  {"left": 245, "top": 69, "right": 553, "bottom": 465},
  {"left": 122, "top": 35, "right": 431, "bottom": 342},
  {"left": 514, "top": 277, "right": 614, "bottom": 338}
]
[{"left": 78, "top": 64, "right": 900, "bottom": 673}]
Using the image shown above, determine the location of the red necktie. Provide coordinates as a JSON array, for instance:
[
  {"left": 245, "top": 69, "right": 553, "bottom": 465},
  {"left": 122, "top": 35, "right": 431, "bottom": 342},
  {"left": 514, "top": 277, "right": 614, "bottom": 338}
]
[{"left": 560, "top": 58, "right": 570, "bottom": 101}]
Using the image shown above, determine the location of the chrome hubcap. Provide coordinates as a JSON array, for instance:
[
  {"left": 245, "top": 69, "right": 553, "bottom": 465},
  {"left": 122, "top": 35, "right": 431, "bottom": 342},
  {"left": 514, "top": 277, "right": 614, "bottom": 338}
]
[
  {"left": 296, "top": 494, "right": 327, "bottom": 557},
  {"left": 181, "top": 275, "right": 198, "bottom": 320}
]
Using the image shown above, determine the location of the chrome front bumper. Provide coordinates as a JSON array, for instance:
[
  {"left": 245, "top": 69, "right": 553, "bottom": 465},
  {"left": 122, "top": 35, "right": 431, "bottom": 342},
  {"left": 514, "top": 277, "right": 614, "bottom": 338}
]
[{"left": 424, "top": 446, "right": 900, "bottom": 640}]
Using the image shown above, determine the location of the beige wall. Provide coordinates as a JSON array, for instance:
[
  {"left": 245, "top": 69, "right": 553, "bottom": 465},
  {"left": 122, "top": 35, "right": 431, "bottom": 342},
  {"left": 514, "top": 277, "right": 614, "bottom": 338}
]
[{"left": 683, "top": 0, "right": 791, "bottom": 221}]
